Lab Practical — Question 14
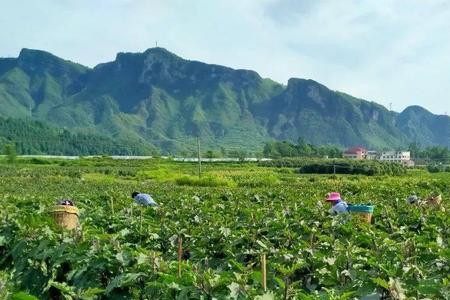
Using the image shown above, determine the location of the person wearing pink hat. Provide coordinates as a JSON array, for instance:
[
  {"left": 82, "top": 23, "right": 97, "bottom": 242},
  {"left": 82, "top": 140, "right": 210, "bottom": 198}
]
[{"left": 326, "top": 192, "right": 348, "bottom": 214}]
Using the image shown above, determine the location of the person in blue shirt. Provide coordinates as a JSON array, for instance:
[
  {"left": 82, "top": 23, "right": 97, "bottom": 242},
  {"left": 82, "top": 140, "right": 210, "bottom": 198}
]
[
  {"left": 325, "top": 192, "right": 348, "bottom": 214},
  {"left": 132, "top": 191, "right": 158, "bottom": 206}
]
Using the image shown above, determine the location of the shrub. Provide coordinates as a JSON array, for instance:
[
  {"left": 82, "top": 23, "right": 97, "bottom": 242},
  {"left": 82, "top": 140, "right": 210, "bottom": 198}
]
[
  {"left": 118, "top": 169, "right": 137, "bottom": 177},
  {"left": 427, "top": 164, "right": 441, "bottom": 173},
  {"left": 175, "top": 175, "right": 235, "bottom": 187},
  {"left": 136, "top": 168, "right": 177, "bottom": 181},
  {"left": 29, "top": 158, "right": 52, "bottom": 165},
  {"left": 260, "top": 158, "right": 406, "bottom": 175},
  {"left": 234, "top": 174, "right": 280, "bottom": 187}
]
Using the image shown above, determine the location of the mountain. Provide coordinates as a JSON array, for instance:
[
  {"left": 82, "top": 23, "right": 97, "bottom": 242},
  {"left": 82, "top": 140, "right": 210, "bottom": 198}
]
[
  {"left": 0, "top": 48, "right": 449, "bottom": 154},
  {"left": 397, "top": 106, "right": 450, "bottom": 147},
  {"left": 258, "top": 78, "right": 411, "bottom": 148},
  {"left": 0, "top": 49, "right": 88, "bottom": 118}
]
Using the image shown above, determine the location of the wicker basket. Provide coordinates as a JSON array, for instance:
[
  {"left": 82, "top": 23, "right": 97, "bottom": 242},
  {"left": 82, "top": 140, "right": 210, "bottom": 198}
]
[
  {"left": 427, "top": 194, "right": 442, "bottom": 206},
  {"left": 51, "top": 205, "right": 79, "bottom": 229},
  {"left": 348, "top": 205, "right": 374, "bottom": 224},
  {"left": 358, "top": 212, "right": 372, "bottom": 223}
]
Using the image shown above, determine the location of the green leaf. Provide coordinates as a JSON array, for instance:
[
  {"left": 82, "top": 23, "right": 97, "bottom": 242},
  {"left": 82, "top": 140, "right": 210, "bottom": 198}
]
[
  {"left": 79, "top": 287, "right": 105, "bottom": 299},
  {"left": 340, "top": 291, "right": 357, "bottom": 299},
  {"left": 256, "top": 240, "right": 268, "bottom": 249},
  {"left": 371, "top": 277, "right": 389, "bottom": 289},
  {"left": 252, "top": 271, "right": 263, "bottom": 284},
  {"left": 11, "top": 292, "right": 40, "bottom": 300},
  {"left": 227, "top": 282, "right": 240, "bottom": 299},
  {"left": 49, "top": 281, "right": 77, "bottom": 297},
  {"left": 136, "top": 253, "right": 149, "bottom": 265},
  {"left": 417, "top": 279, "right": 440, "bottom": 295},
  {"left": 254, "top": 291, "right": 275, "bottom": 300},
  {"left": 105, "top": 273, "right": 144, "bottom": 293},
  {"left": 273, "top": 276, "right": 286, "bottom": 289}
]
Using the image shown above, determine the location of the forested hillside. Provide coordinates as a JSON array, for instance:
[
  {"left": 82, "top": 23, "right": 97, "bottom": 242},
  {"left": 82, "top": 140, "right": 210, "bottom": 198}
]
[{"left": 0, "top": 118, "right": 155, "bottom": 155}]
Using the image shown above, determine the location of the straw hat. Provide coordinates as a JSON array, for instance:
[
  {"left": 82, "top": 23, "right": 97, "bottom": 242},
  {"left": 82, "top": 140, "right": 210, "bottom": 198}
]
[{"left": 326, "top": 192, "right": 341, "bottom": 201}]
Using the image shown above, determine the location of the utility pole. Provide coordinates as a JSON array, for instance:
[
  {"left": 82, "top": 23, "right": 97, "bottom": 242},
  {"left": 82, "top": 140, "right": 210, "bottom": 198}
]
[
  {"left": 333, "top": 159, "right": 336, "bottom": 175},
  {"left": 197, "top": 136, "right": 202, "bottom": 178},
  {"left": 446, "top": 112, "right": 450, "bottom": 148}
]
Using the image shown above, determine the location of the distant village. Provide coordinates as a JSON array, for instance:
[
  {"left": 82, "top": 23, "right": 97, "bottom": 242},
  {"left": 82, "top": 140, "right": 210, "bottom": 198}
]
[{"left": 342, "top": 147, "right": 414, "bottom": 166}]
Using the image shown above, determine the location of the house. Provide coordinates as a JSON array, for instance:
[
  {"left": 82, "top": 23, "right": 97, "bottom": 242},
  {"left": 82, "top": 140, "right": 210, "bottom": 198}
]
[
  {"left": 379, "top": 151, "right": 414, "bottom": 166},
  {"left": 342, "top": 147, "right": 415, "bottom": 166},
  {"left": 343, "top": 147, "right": 367, "bottom": 160}
]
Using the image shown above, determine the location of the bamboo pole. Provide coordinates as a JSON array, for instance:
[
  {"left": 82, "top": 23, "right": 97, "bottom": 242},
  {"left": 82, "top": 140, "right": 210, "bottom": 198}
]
[
  {"left": 204, "top": 256, "right": 209, "bottom": 269},
  {"left": 140, "top": 206, "right": 143, "bottom": 233},
  {"left": 283, "top": 276, "right": 289, "bottom": 300},
  {"left": 261, "top": 253, "right": 267, "bottom": 292},
  {"left": 178, "top": 237, "right": 183, "bottom": 277}
]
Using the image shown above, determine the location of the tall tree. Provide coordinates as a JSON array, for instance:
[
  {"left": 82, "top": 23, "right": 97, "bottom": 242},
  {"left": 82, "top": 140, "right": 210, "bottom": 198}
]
[{"left": 4, "top": 143, "right": 17, "bottom": 164}]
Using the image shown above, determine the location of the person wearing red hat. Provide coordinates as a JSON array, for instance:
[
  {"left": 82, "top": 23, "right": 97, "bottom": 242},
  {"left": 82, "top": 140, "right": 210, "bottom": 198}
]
[{"left": 325, "top": 192, "right": 348, "bottom": 214}]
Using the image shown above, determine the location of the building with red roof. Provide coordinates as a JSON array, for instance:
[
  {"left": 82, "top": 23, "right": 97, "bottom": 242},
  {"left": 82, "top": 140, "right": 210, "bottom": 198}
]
[{"left": 343, "top": 147, "right": 367, "bottom": 160}]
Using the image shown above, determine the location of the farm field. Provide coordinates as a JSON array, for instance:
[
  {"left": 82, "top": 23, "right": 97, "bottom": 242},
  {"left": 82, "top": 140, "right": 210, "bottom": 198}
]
[{"left": 0, "top": 158, "right": 449, "bottom": 299}]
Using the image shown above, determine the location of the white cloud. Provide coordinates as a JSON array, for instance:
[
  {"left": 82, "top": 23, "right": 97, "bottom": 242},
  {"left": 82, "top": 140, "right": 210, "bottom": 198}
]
[{"left": 0, "top": 0, "right": 449, "bottom": 114}]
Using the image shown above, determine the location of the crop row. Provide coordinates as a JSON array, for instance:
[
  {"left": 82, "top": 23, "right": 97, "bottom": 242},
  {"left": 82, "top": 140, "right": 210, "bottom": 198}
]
[{"left": 0, "top": 165, "right": 449, "bottom": 299}]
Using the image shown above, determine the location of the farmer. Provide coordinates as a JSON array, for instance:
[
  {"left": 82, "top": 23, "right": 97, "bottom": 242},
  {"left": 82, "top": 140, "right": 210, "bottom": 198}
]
[
  {"left": 407, "top": 194, "right": 419, "bottom": 205},
  {"left": 131, "top": 191, "right": 158, "bottom": 207},
  {"left": 325, "top": 192, "right": 348, "bottom": 214},
  {"left": 57, "top": 199, "right": 75, "bottom": 206}
]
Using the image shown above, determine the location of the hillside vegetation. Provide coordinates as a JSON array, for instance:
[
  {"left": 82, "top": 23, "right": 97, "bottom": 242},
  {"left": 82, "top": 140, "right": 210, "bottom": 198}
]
[{"left": 0, "top": 117, "right": 155, "bottom": 155}]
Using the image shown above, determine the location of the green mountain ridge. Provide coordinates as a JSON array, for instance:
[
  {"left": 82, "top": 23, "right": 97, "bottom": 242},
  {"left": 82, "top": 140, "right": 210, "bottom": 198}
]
[{"left": 0, "top": 47, "right": 449, "bottom": 154}]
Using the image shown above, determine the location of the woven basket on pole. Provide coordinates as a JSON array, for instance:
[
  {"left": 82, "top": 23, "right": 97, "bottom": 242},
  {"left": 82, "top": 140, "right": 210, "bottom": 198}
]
[{"left": 51, "top": 205, "right": 79, "bottom": 229}]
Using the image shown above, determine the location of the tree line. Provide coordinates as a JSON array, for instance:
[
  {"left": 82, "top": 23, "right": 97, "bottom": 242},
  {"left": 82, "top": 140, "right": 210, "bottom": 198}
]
[
  {"left": 263, "top": 138, "right": 342, "bottom": 159},
  {"left": 408, "top": 143, "right": 450, "bottom": 163},
  {"left": 0, "top": 118, "right": 155, "bottom": 156}
]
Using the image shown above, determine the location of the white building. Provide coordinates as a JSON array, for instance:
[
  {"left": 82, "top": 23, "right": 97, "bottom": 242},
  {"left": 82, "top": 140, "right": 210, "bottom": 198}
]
[
  {"left": 379, "top": 151, "right": 414, "bottom": 166},
  {"left": 366, "top": 150, "right": 378, "bottom": 160}
]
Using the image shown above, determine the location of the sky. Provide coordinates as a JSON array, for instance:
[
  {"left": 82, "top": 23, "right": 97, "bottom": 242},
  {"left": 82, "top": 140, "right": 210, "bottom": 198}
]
[{"left": 1, "top": 0, "right": 450, "bottom": 115}]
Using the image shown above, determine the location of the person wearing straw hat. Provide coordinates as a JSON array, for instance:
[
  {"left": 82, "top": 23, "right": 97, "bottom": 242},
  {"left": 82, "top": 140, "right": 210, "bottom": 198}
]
[
  {"left": 325, "top": 192, "right": 348, "bottom": 214},
  {"left": 132, "top": 191, "right": 158, "bottom": 207}
]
